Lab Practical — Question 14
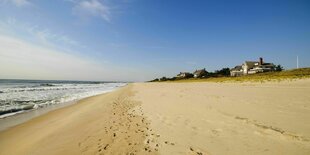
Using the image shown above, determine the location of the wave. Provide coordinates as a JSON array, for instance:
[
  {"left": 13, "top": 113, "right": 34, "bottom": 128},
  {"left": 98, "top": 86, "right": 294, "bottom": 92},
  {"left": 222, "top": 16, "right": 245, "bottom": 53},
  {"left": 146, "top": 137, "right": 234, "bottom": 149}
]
[
  {"left": 39, "top": 83, "right": 57, "bottom": 87},
  {"left": 0, "top": 99, "right": 50, "bottom": 105},
  {"left": 0, "top": 84, "right": 106, "bottom": 93},
  {"left": 0, "top": 82, "right": 127, "bottom": 118},
  {"left": 0, "top": 104, "right": 35, "bottom": 115}
]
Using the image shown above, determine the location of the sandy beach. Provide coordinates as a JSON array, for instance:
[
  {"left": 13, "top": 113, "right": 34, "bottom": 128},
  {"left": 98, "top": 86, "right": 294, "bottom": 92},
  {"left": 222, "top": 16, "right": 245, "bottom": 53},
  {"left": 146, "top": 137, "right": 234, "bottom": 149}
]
[{"left": 1, "top": 80, "right": 310, "bottom": 155}]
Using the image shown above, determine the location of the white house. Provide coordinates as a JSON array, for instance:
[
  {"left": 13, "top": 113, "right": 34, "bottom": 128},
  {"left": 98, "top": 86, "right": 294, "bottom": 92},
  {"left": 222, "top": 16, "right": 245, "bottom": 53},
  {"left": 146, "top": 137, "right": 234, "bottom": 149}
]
[{"left": 231, "top": 58, "right": 275, "bottom": 76}]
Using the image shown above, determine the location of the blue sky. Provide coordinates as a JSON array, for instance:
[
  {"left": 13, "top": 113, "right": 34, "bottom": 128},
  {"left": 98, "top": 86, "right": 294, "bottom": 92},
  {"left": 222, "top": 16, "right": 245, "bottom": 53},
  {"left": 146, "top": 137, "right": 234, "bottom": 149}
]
[{"left": 0, "top": 0, "right": 309, "bottom": 81}]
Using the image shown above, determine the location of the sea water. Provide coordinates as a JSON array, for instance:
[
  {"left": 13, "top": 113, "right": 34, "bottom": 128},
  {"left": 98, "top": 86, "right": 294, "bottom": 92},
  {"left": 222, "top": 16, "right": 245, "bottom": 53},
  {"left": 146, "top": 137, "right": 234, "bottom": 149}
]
[{"left": 0, "top": 79, "right": 126, "bottom": 118}]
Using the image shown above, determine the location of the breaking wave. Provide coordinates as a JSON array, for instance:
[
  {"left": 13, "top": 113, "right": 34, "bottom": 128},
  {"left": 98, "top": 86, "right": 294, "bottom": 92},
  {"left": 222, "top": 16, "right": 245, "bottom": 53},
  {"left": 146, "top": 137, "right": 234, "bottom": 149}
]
[{"left": 0, "top": 80, "right": 126, "bottom": 118}]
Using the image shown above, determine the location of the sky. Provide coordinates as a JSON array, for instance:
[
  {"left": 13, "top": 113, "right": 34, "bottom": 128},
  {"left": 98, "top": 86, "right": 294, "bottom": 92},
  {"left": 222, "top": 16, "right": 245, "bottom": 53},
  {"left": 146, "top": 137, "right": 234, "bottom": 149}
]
[{"left": 0, "top": 0, "right": 309, "bottom": 81}]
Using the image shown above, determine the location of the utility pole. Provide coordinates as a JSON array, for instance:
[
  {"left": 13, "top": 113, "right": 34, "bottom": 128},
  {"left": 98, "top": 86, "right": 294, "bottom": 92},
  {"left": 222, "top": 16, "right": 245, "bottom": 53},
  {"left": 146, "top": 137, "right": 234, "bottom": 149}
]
[{"left": 297, "top": 56, "right": 299, "bottom": 69}]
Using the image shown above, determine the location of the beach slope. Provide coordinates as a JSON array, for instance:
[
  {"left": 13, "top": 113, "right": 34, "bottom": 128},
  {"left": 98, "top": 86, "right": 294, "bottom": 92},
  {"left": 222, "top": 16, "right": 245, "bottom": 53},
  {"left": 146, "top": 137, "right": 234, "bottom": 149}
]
[
  {"left": 0, "top": 85, "right": 157, "bottom": 155},
  {"left": 1, "top": 80, "right": 310, "bottom": 155}
]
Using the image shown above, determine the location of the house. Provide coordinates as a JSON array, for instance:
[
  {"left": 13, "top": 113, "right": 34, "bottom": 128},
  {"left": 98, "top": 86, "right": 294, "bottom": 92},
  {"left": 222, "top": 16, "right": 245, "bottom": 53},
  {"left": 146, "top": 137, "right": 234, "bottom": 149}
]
[
  {"left": 176, "top": 72, "right": 193, "bottom": 78},
  {"left": 230, "top": 65, "right": 243, "bottom": 76},
  {"left": 230, "top": 57, "right": 275, "bottom": 76},
  {"left": 193, "top": 68, "right": 208, "bottom": 78}
]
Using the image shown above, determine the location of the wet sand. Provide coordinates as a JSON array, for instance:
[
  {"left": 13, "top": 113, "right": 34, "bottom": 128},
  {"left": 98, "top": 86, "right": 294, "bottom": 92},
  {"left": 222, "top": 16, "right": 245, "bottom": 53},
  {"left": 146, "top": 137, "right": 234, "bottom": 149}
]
[
  {"left": 0, "top": 100, "right": 76, "bottom": 132},
  {"left": 0, "top": 80, "right": 310, "bottom": 155},
  {"left": 0, "top": 85, "right": 159, "bottom": 155}
]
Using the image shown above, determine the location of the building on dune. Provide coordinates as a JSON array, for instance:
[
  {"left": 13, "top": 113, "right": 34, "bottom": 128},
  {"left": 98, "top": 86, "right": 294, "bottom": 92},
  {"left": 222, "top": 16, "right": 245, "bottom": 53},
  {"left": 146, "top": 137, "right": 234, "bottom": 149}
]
[
  {"left": 176, "top": 72, "right": 193, "bottom": 78},
  {"left": 230, "top": 65, "right": 243, "bottom": 77},
  {"left": 230, "top": 57, "right": 276, "bottom": 77},
  {"left": 193, "top": 68, "right": 208, "bottom": 78},
  {"left": 176, "top": 68, "right": 208, "bottom": 79}
]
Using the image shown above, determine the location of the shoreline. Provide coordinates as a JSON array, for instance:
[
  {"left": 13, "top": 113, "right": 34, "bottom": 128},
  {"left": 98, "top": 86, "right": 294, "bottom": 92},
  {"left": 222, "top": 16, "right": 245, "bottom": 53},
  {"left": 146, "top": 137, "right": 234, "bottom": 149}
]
[
  {"left": 0, "top": 84, "right": 158, "bottom": 155},
  {"left": 0, "top": 100, "right": 76, "bottom": 132},
  {"left": 0, "top": 80, "right": 310, "bottom": 155},
  {"left": 0, "top": 85, "right": 125, "bottom": 131},
  {"left": 0, "top": 80, "right": 127, "bottom": 121}
]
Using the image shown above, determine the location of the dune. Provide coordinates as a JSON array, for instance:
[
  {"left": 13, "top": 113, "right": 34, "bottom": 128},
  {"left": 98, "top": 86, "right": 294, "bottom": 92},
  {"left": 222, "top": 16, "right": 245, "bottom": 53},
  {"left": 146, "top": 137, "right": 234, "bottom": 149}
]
[{"left": 0, "top": 79, "right": 310, "bottom": 155}]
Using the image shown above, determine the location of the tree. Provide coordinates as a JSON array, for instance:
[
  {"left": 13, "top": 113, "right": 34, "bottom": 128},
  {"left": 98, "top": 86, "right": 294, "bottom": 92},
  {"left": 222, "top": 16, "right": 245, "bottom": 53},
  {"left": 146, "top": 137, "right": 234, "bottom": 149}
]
[
  {"left": 149, "top": 78, "right": 159, "bottom": 82},
  {"left": 215, "top": 68, "right": 230, "bottom": 76},
  {"left": 275, "top": 64, "right": 284, "bottom": 72},
  {"left": 159, "top": 77, "right": 168, "bottom": 81}
]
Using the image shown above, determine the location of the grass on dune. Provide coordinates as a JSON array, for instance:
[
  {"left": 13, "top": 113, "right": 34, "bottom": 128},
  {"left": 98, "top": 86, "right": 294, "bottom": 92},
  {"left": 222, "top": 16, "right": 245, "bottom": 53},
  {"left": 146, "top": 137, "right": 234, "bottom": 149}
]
[{"left": 164, "top": 68, "right": 310, "bottom": 83}]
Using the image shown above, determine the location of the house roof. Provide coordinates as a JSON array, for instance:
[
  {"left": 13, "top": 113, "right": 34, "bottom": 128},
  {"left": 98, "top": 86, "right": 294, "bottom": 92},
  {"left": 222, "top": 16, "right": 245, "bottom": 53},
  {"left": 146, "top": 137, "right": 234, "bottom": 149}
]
[
  {"left": 261, "top": 63, "right": 275, "bottom": 67},
  {"left": 262, "top": 63, "right": 274, "bottom": 66},
  {"left": 177, "top": 72, "right": 191, "bottom": 76},
  {"left": 193, "top": 68, "right": 207, "bottom": 75},
  {"left": 231, "top": 65, "right": 242, "bottom": 71},
  {"left": 244, "top": 61, "right": 259, "bottom": 66}
]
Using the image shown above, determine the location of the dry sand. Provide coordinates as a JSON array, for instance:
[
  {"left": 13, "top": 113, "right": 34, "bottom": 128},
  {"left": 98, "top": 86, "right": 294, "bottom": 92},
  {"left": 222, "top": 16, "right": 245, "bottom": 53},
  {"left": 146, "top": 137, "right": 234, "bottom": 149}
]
[
  {"left": 1, "top": 80, "right": 310, "bottom": 155},
  {"left": 132, "top": 80, "right": 310, "bottom": 155}
]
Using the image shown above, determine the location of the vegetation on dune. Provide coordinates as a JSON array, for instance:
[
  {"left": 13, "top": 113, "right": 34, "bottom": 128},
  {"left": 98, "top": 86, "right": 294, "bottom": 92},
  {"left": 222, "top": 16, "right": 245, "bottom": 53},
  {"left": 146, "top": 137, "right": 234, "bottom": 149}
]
[{"left": 150, "top": 68, "right": 310, "bottom": 83}]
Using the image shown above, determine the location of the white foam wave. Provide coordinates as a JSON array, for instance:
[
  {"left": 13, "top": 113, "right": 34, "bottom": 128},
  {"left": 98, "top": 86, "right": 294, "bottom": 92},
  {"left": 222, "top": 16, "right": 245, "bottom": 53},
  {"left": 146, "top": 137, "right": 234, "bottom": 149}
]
[{"left": 0, "top": 82, "right": 127, "bottom": 117}]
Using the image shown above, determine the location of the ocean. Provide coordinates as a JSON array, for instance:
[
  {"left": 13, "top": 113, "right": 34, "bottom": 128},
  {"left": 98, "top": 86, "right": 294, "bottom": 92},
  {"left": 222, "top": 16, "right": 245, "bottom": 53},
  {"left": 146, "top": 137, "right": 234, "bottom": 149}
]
[{"left": 0, "top": 79, "right": 126, "bottom": 118}]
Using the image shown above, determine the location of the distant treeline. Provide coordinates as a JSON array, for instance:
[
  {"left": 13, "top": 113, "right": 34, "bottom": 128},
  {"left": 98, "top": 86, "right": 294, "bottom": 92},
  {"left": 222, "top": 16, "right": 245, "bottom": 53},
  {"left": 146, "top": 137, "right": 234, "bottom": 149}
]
[
  {"left": 150, "top": 68, "right": 231, "bottom": 82},
  {"left": 150, "top": 65, "right": 284, "bottom": 82}
]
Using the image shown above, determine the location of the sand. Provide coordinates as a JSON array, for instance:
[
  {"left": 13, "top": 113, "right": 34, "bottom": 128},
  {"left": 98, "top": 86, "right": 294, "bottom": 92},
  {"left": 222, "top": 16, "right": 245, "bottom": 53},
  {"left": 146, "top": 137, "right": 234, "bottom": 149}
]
[
  {"left": 0, "top": 85, "right": 158, "bottom": 155},
  {"left": 1, "top": 80, "right": 310, "bottom": 155}
]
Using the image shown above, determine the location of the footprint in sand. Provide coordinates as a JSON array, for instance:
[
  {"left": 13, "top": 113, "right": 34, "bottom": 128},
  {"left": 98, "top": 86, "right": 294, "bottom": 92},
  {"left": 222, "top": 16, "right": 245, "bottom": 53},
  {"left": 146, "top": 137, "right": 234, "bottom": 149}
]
[
  {"left": 211, "top": 129, "right": 221, "bottom": 136},
  {"left": 103, "top": 144, "right": 109, "bottom": 150},
  {"left": 164, "top": 141, "right": 175, "bottom": 145},
  {"left": 81, "top": 146, "right": 89, "bottom": 152},
  {"left": 189, "top": 147, "right": 204, "bottom": 155}
]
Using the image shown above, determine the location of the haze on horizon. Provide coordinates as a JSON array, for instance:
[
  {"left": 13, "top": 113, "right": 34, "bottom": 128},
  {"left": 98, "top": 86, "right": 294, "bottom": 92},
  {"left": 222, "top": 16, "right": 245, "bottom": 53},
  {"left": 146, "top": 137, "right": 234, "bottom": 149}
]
[{"left": 0, "top": 0, "right": 309, "bottom": 81}]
